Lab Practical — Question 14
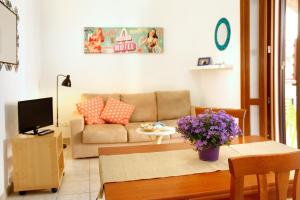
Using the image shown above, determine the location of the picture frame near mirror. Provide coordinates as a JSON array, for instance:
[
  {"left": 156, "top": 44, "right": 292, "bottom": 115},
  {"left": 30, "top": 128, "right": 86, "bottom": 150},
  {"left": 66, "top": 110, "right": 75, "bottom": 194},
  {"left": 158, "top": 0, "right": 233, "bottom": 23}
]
[
  {"left": 0, "top": 0, "right": 19, "bottom": 71},
  {"left": 197, "top": 57, "right": 211, "bottom": 66},
  {"left": 215, "top": 17, "right": 231, "bottom": 51}
]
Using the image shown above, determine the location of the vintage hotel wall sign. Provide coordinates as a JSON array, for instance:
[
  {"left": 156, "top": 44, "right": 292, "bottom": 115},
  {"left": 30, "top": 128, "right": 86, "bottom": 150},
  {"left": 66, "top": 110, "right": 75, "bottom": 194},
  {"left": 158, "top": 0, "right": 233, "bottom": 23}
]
[
  {"left": 113, "top": 28, "right": 137, "bottom": 53},
  {"left": 84, "top": 27, "right": 163, "bottom": 54}
]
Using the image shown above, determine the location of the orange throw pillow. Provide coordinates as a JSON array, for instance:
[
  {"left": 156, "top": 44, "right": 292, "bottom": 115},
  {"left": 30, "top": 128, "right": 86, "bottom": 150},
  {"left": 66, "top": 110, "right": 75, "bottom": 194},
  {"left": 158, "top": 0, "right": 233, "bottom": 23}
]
[
  {"left": 101, "top": 97, "right": 135, "bottom": 125},
  {"left": 76, "top": 96, "right": 105, "bottom": 125}
]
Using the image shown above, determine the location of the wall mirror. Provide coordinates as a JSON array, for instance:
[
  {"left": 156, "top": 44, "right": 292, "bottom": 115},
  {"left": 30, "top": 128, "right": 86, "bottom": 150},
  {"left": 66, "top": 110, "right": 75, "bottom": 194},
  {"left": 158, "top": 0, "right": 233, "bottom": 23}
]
[
  {"left": 0, "top": 0, "right": 19, "bottom": 71},
  {"left": 215, "top": 18, "right": 231, "bottom": 51}
]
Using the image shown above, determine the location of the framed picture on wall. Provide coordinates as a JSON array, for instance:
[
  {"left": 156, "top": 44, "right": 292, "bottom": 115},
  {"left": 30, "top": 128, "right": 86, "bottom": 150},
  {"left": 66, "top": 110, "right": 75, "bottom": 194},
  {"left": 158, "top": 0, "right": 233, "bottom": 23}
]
[
  {"left": 84, "top": 27, "right": 164, "bottom": 54},
  {"left": 197, "top": 57, "right": 211, "bottom": 66},
  {"left": 0, "top": 0, "right": 19, "bottom": 71}
]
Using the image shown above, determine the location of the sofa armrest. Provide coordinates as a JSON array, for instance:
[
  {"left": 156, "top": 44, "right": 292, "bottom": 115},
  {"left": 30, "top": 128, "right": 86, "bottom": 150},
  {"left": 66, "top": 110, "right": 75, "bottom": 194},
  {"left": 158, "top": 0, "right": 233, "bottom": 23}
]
[{"left": 70, "top": 113, "right": 85, "bottom": 146}]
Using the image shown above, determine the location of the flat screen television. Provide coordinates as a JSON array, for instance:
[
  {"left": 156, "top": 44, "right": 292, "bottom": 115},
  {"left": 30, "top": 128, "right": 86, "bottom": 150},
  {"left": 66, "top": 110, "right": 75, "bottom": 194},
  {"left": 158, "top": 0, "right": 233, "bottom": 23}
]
[{"left": 18, "top": 97, "right": 54, "bottom": 135}]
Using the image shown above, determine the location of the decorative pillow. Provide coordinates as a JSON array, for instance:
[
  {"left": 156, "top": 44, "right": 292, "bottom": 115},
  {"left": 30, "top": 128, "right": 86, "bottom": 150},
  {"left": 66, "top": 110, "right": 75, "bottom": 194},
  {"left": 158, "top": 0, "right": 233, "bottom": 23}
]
[
  {"left": 100, "top": 97, "right": 135, "bottom": 125},
  {"left": 76, "top": 96, "right": 105, "bottom": 125}
]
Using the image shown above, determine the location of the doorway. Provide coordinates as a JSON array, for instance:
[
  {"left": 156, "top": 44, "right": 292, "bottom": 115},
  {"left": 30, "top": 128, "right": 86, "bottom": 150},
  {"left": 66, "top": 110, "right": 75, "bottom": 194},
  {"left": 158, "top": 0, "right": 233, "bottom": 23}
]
[
  {"left": 278, "top": 0, "right": 299, "bottom": 148},
  {"left": 240, "top": 0, "right": 274, "bottom": 138}
]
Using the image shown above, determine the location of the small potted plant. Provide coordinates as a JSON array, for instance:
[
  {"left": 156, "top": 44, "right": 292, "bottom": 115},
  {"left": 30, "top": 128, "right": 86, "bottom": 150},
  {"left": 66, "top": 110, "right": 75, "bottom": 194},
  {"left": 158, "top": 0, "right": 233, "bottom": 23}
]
[{"left": 177, "top": 110, "right": 242, "bottom": 161}]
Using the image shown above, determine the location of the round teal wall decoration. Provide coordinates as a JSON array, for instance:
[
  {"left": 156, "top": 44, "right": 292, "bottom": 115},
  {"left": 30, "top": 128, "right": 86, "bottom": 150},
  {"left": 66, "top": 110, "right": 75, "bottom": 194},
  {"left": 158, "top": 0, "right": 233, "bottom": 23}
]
[{"left": 215, "top": 18, "right": 231, "bottom": 51}]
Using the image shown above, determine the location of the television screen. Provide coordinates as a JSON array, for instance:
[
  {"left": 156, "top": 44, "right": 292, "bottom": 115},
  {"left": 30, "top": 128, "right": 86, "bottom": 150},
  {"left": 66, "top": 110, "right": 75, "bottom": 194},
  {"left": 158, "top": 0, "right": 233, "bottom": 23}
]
[{"left": 18, "top": 97, "right": 53, "bottom": 133}]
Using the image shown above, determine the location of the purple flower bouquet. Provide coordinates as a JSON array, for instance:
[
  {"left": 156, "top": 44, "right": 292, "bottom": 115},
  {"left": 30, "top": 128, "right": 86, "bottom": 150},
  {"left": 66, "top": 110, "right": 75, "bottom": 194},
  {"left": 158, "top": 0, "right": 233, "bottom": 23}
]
[{"left": 177, "top": 110, "right": 242, "bottom": 161}]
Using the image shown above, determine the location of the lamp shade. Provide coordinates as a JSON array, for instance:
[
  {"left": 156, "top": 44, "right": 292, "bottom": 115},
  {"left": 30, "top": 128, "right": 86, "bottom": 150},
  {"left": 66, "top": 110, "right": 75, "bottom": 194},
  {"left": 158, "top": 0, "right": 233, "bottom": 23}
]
[{"left": 61, "top": 75, "right": 71, "bottom": 87}]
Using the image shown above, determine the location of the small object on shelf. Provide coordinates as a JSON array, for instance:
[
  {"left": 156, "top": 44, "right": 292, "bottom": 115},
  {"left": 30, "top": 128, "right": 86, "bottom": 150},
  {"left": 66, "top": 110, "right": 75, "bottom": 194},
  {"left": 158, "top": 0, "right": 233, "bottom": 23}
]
[{"left": 197, "top": 57, "right": 211, "bottom": 66}]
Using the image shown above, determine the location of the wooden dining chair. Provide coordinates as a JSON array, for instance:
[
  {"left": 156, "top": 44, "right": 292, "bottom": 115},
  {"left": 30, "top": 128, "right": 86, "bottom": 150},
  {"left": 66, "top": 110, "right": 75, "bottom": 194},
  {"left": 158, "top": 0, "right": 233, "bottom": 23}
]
[
  {"left": 228, "top": 151, "right": 300, "bottom": 200},
  {"left": 195, "top": 107, "right": 247, "bottom": 133}
]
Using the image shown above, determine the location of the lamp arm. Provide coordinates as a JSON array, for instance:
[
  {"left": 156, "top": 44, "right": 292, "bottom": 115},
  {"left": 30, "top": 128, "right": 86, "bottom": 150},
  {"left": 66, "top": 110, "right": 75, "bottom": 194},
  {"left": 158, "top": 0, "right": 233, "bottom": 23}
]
[{"left": 56, "top": 74, "right": 67, "bottom": 127}]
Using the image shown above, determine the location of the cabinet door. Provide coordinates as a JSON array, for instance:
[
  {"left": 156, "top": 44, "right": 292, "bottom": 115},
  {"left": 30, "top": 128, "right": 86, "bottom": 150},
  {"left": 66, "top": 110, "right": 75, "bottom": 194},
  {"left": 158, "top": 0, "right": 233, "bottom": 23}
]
[{"left": 13, "top": 137, "right": 58, "bottom": 191}]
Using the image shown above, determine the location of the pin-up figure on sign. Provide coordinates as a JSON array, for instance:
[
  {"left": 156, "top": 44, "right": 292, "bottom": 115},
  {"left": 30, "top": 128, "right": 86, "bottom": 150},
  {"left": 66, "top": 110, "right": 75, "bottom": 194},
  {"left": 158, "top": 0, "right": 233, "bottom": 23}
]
[
  {"left": 85, "top": 28, "right": 105, "bottom": 53},
  {"left": 141, "top": 28, "right": 161, "bottom": 53}
]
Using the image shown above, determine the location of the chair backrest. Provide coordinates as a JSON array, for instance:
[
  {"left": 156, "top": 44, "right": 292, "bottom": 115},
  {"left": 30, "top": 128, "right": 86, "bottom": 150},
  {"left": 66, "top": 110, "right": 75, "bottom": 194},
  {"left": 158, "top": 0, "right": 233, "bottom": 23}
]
[
  {"left": 228, "top": 151, "right": 300, "bottom": 200},
  {"left": 195, "top": 107, "right": 247, "bottom": 133}
]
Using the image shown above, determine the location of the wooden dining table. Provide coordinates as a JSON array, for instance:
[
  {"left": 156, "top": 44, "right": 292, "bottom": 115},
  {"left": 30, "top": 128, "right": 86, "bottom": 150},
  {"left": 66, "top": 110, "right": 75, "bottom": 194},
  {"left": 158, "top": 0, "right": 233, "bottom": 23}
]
[{"left": 98, "top": 136, "right": 293, "bottom": 200}]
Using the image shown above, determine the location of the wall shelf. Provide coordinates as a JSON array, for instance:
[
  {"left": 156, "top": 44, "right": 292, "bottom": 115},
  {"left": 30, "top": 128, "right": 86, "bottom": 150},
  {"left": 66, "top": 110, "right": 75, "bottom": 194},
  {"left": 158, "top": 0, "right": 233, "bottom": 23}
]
[{"left": 190, "top": 64, "right": 233, "bottom": 70}]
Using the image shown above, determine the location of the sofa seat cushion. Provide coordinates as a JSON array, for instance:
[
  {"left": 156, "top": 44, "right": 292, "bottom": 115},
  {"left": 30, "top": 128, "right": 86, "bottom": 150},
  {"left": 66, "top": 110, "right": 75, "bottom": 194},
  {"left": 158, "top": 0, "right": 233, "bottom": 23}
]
[
  {"left": 121, "top": 92, "right": 157, "bottom": 122},
  {"left": 156, "top": 90, "right": 191, "bottom": 121},
  {"left": 125, "top": 122, "right": 170, "bottom": 143},
  {"left": 161, "top": 119, "right": 182, "bottom": 139},
  {"left": 82, "top": 124, "right": 127, "bottom": 144}
]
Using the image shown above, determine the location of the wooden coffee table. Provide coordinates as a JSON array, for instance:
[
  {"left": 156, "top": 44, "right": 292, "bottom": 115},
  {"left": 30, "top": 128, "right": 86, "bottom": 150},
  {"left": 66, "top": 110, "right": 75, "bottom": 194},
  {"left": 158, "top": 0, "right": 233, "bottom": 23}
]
[{"left": 98, "top": 136, "right": 293, "bottom": 200}]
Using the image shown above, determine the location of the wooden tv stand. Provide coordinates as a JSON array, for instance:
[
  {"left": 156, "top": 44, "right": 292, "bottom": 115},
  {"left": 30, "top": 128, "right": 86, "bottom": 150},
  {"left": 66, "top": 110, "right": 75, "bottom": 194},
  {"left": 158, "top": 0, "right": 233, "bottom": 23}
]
[{"left": 12, "top": 132, "right": 64, "bottom": 195}]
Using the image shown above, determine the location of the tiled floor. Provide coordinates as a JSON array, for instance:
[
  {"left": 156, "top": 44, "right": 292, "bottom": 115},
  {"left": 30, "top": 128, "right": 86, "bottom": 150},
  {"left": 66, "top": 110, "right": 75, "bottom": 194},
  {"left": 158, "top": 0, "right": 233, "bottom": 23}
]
[{"left": 7, "top": 146, "right": 102, "bottom": 200}]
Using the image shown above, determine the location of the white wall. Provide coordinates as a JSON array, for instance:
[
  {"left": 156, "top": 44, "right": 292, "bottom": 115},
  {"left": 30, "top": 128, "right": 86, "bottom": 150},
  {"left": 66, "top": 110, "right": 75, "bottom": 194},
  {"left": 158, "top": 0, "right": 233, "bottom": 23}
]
[
  {"left": 40, "top": 0, "right": 241, "bottom": 130},
  {"left": 0, "top": 0, "right": 241, "bottom": 195},
  {"left": 0, "top": 0, "right": 42, "bottom": 197}
]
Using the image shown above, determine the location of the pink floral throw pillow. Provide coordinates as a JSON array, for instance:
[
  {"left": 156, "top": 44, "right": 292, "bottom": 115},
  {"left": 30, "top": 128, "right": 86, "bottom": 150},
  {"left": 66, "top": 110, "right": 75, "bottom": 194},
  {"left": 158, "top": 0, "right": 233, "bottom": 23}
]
[
  {"left": 100, "top": 97, "right": 135, "bottom": 125},
  {"left": 76, "top": 96, "right": 105, "bottom": 125}
]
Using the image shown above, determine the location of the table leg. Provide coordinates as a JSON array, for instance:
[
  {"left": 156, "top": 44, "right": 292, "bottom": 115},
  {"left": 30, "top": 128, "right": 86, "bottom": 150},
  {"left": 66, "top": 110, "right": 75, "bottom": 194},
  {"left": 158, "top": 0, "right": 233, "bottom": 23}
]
[
  {"left": 148, "top": 135, "right": 155, "bottom": 142},
  {"left": 156, "top": 136, "right": 163, "bottom": 144}
]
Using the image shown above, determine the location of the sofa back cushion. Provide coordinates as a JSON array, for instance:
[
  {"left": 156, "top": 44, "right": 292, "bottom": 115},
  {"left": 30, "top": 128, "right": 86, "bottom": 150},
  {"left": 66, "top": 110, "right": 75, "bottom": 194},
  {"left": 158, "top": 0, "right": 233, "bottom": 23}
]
[
  {"left": 81, "top": 93, "right": 120, "bottom": 103},
  {"left": 121, "top": 92, "right": 158, "bottom": 122},
  {"left": 156, "top": 90, "right": 191, "bottom": 121}
]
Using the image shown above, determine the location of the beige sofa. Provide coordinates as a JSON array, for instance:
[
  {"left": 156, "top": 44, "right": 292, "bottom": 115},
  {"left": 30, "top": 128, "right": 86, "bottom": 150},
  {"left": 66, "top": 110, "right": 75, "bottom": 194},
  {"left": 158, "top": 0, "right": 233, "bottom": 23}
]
[{"left": 70, "top": 90, "right": 194, "bottom": 158}]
